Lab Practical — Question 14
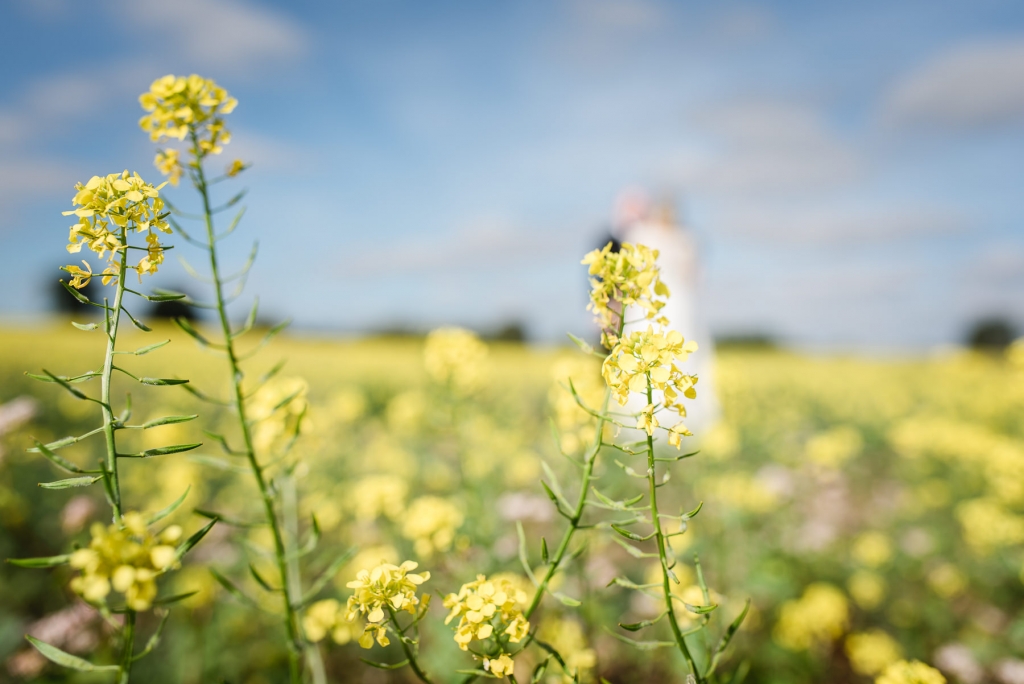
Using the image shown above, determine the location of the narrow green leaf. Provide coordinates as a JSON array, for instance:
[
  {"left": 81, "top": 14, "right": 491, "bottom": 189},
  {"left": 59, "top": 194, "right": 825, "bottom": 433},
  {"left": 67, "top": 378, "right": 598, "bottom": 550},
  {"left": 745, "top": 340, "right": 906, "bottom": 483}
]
[
  {"left": 25, "top": 636, "right": 118, "bottom": 672},
  {"left": 138, "top": 377, "right": 190, "bottom": 386},
  {"left": 209, "top": 568, "right": 262, "bottom": 610},
  {"left": 131, "top": 610, "right": 170, "bottom": 662},
  {"left": 683, "top": 601, "right": 718, "bottom": 615},
  {"left": 540, "top": 537, "right": 549, "bottom": 564},
  {"left": 30, "top": 439, "right": 90, "bottom": 474},
  {"left": 611, "top": 524, "right": 654, "bottom": 542},
  {"left": 60, "top": 279, "right": 94, "bottom": 305},
  {"left": 6, "top": 554, "right": 71, "bottom": 568},
  {"left": 38, "top": 475, "right": 102, "bottom": 490},
  {"left": 301, "top": 547, "right": 357, "bottom": 605},
  {"left": 682, "top": 501, "right": 704, "bottom": 520},
  {"left": 147, "top": 486, "right": 191, "bottom": 525},
  {"left": 122, "top": 307, "right": 151, "bottom": 332},
  {"left": 174, "top": 518, "right": 217, "bottom": 562},
  {"left": 553, "top": 591, "right": 581, "bottom": 607},
  {"left": 145, "top": 292, "right": 187, "bottom": 302},
  {"left": 152, "top": 591, "right": 198, "bottom": 606},
  {"left": 174, "top": 317, "right": 217, "bottom": 347},
  {"left": 141, "top": 414, "right": 197, "bottom": 429},
  {"left": 604, "top": 629, "right": 676, "bottom": 651},
  {"left": 122, "top": 442, "right": 202, "bottom": 458},
  {"left": 249, "top": 563, "right": 277, "bottom": 592},
  {"left": 516, "top": 521, "right": 538, "bottom": 584},
  {"left": 194, "top": 509, "right": 264, "bottom": 528},
  {"left": 566, "top": 331, "right": 595, "bottom": 355},
  {"left": 71, "top": 321, "right": 98, "bottom": 331},
  {"left": 122, "top": 340, "right": 171, "bottom": 356},
  {"left": 618, "top": 612, "right": 666, "bottom": 632},
  {"left": 40, "top": 369, "right": 87, "bottom": 400},
  {"left": 360, "top": 658, "right": 409, "bottom": 671}
]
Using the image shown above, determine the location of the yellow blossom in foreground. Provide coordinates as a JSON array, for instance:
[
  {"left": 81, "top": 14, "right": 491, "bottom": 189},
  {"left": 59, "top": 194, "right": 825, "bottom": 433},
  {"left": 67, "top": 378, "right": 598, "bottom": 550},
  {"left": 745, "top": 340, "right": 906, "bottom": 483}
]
[
  {"left": 345, "top": 560, "right": 429, "bottom": 649},
  {"left": 444, "top": 574, "right": 530, "bottom": 652},
  {"left": 68, "top": 512, "right": 180, "bottom": 611},
  {"left": 424, "top": 327, "right": 488, "bottom": 394},
  {"left": 773, "top": 583, "right": 849, "bottom": 651},
  {"left": 582, "top": 241, "right": 669, "bottom": 346},
  {"left": 875, "top": 660, "right": 946, "bottom": 684},
  {"left": 401, "top": 496, "right": 464, "bottom": 557},
  {"left": 601, "top": 326, "right": 698, "bottom": 444},
  {"left": 62, "top": 171, "right": 170, "bottom": 287},
  {"left": 486, "top": 653, "right": 515, "bottom": 678},
  {"left": 846, "top": 630, "right": 904, "bottom": 676},
  {"left": 139, "top": 74, "right": 237, "bottom": 156}
]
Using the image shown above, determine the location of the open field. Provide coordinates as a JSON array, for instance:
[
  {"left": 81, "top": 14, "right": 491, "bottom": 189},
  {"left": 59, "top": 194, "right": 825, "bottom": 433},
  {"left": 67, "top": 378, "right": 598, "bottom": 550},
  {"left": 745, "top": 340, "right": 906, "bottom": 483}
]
[{"left": 1, "top": 324, "right": 1022, "bottom": 683}]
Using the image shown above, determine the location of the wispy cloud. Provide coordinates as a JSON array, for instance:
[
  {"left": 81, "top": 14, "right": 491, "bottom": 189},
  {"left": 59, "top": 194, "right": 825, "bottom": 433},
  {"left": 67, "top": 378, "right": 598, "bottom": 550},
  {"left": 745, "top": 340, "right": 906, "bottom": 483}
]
[{"left": 881, "top": 38, "right": 1024, "bottom": 129}]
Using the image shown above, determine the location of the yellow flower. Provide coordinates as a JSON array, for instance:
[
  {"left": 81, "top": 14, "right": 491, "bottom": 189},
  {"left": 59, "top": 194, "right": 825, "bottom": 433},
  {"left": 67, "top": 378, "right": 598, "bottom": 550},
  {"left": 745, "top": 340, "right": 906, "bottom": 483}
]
[
  {"left": 154, "top": 149, "right": 183, "bottom": 186},
  {"left": 853, "top": 532, "right": 893, "bottom": 568},
  {"left": 601, "top": 326, "right": 698, "bottom": 446},
  {"left": 68, "top": 512, "right": 180, "bottom": 611},
  {"left": 846, "top": 630, "right": 903, "bottom": 676},
  {"left": 226, "top": 159, "right": 246, "bottom": 177},
  {"left": 848, "top": 570, "right": 887, "bottom": 610},
  {"left": 536, "top": 618, "right": 597, "bottom": 682},
  {"left": 401, "top": 496, "right": 464, "bottom": 557},
  {"left": 344, "top": 560, "right": 429, "bottom": 649},
  {"left": 806, "top": 426, "right": 863, "bottom": 468},
  {"left": 926, "top": 563, "right": 967, "bottom": 598},
  {"left": 875, "top": 660, "right": 946, "bottom": 684},
  {"left": 302, "top": 599, "right": 361, "bottom": 645},
  {"left": 773, "top": 583, "right": 849, "bottom": 651},
  {"left": 581, "top": 241, "right": 669, "bottom": 347},
  {"left": 424, "top": 327, "right": 488, "bottom": 394},
  {"left": 139, "top": 74, "right": 236, "bottom": 157},
  {"left": 486, "top": 653, "right": 515, "bottom": 678},
  {"left": 62, "top": 171, "right": 170, "bottom": 286},
  {"left": 351, "top": 475, "right": 407, "bottom": 521},
  {"left": 443, "top": 574, "right": 530, "bottom": 652}
]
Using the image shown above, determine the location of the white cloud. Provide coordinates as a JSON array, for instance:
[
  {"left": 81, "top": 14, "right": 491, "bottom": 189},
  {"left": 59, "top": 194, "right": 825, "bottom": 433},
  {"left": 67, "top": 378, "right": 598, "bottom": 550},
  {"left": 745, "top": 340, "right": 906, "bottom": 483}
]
[
  {"left": 711, "top": 203, "right": 965, "bottom": 244},
  {"left": 682, "top": 100, "right": 863, "bottom": 195},
  {"left": 881, "top": 38, "right": 1024, "bottom": 128},
  {"left": 112, "top": 0, "right": 307, "bottom": 72}
]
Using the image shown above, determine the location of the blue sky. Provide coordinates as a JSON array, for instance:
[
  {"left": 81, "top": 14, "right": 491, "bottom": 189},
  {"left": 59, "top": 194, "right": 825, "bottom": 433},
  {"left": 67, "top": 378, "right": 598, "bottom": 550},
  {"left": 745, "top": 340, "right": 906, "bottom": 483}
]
[{"left": 2, "top": 0, "right": 1023, "bottom": 349}]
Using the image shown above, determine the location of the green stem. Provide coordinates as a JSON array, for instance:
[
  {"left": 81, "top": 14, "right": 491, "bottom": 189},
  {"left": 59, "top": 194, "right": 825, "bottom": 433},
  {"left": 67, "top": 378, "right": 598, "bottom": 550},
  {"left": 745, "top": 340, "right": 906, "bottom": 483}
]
[
  {"left": 100, "top": 228, "right": 130, "bottom": 520},
  {"left": 386, "top": 606, "right": 434, "bottom": 684},
  {"left": 646, "top": 379, "right": 703, "bottom": 683},
  {"left": 190, "top": 135, "right": 304, "bottom": 684},
  {"left": 117, "top": 610, "right": 136, "bottom": 684},
  {"left": 524, "top": 387, "right": 609, "bottom": 620}
]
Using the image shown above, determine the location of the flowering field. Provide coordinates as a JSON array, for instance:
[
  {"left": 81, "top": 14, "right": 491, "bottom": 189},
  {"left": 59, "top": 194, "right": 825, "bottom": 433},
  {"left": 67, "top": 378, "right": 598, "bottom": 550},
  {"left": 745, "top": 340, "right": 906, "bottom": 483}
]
[{"left": 2, "top": 324, "right": 1022, "bottom": 684}]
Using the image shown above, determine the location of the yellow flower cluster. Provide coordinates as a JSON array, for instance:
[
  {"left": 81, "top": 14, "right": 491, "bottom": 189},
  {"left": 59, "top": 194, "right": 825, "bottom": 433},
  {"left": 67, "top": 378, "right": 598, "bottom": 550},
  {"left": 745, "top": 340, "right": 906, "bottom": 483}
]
[
  {"left": 581, "top": 241, "right": 669, "bottom": 346},
  {"left": 401, "top": 496, "right": 464, "bottom": 557},
  {"left": 62, "top": 171, "right": 170, "bottom": 288},
  {"left": 345, "top": 560, "right": 429, "bottom": 649},
  {"left": 601, "top": 326, "right": 698, "bottom": 445},
  {"left": 875, "top": 660, "right": 946, "bottom": 684},
  {"left": 848, "top": 570, "right": 887, "bottom": 610},
  {"left": 351, "top": 475, "right": 407, "bottom": 521},
  {"left": 139, "top": 74, "right": 237, "bottom": 156},
  {"left": 302, "top": 598, "right": 361, "bottom": 645},
  {"left": 68, "top": 512, "right": 180, "bottom": 611},
  {"left": 154, "top": 149, "right": 183, "bottom": 187},
  {"left": 424, "top": 327, "right": 488, "bottom": 395},
  {"left": 805, "top": 425, "right": 863, "bottom": 468},
  {"left": 443, "top": 574, "right": 530, "bottom": 658},
  {"left": 773, "top": 583, "right": 849, "bottom": 651},
  {"left": 845, "top": 629, "right": 903, "bottom": 676}
]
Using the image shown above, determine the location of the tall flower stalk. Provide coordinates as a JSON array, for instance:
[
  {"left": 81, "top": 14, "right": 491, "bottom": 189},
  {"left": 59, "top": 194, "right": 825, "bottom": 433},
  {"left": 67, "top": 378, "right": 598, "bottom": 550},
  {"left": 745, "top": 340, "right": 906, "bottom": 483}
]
[
  {"left": 10, "top": 171, "right": 214, "bottom": 682},
  {"left": 139, "top": 74, "right": 333, "bottom": 684}
]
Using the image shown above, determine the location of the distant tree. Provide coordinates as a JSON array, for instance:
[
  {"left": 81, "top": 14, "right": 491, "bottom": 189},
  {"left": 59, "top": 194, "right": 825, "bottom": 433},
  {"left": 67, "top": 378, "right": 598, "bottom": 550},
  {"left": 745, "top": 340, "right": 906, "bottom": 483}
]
[
  {"left": 486, "top": 321, "right": 528, "bottom": 343},
  {"left": 715, "top": 333, "right": 778, "bottom": 350},
  {"left": 49, "top": 275, "right": 98, "bottom": 313},
  {"left": 966, "top": 317, "right": 1018, "bottom": 351}
]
